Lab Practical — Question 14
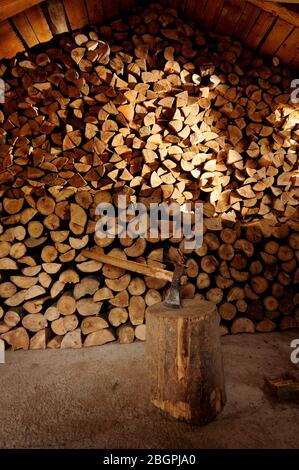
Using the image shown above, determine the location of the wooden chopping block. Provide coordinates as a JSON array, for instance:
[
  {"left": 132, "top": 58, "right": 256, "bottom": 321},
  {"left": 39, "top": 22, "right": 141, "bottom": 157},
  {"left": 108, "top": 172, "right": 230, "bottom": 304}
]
[{"left": 146, "top": 298, "right": 226, "bottom": 425}]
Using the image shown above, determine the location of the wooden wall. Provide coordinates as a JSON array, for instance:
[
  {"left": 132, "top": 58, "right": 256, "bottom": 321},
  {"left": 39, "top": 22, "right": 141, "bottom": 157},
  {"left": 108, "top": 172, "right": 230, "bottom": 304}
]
[
  {"left": 0, "top": 0, "right": 138, "bottom": 58},
  {"left": 175, "top": 0, "right": 299, "bottom": 69},
  {"left": 0, "top": 0, "right": 298, "bottom": 69}
]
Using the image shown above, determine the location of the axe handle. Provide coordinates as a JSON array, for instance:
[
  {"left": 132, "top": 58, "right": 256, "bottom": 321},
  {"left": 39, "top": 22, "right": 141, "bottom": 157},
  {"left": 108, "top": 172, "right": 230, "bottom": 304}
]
[{"left": 82, "top": 248, "right": 173, "bottom": 282}]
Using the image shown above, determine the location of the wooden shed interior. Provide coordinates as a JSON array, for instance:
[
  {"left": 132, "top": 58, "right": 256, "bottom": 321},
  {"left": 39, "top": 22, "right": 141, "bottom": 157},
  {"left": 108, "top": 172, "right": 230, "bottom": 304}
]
[{"left": 0, "top": 0, "right": 298, "bottom": 351}]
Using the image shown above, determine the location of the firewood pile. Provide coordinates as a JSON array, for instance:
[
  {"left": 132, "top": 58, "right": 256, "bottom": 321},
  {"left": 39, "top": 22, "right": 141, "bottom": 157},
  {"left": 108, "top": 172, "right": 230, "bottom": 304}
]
[{"left": 0, "top": 3, "right": 298, "bottom": 350}]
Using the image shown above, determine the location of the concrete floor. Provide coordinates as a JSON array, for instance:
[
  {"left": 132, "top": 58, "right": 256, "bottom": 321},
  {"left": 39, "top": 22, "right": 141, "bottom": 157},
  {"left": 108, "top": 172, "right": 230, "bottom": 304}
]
[{"left": 1, "top": 331, "right": 299, "bottom": 449}]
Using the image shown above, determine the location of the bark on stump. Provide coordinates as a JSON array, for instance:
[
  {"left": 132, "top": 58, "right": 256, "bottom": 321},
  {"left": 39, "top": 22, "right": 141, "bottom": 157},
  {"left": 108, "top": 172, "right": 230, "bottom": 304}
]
[{"left": 146, "top": 299, "right": 226, "bottom": 425}]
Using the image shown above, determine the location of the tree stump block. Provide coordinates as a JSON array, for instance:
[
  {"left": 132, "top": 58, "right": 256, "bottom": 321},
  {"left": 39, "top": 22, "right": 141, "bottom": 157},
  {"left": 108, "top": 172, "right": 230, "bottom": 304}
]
[{"left": 146, "top": 298, "right": 226, "bottom": 425}]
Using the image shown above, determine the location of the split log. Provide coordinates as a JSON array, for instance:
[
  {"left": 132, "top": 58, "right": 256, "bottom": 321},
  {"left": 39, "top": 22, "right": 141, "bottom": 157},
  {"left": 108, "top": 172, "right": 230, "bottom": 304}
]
[
  {"left": 45, "top": 305, "right": 60, "bottom": 321},
  {"left": 1, "top": 327, "right": 29, "bottom": 350},
  {"left": 0, "top": 258, "right": 18, "bottom": 270},
  {"left": 84, "top": 329, "right": 115, "bottom": 347},
  {"left": 51, "top": 318, "right": 67, "bottom": 336},
  {"left": 62, "top": 314, "right": 78, "bottom": 332},
  {"left": 231, "top": 318, "right": 255, "bottom": 334},
  {"left": 219, "top": 303, "right": 237, "bottom": 321},
  {"left": 81, "top": 316, "right": 109, "bottom": 335},
  {"left": 30, "top": 329, "right": 50, "bottom": 350},
  {"left": 105, "top": 274, "right": 131, "bottom": 292},
  {"left": 70, "top": 203, "right": 87, "bottom": 235},
  {"left": 0, "top": 282, "right": 17, "bottom": 298},
  {"left": 76, "top": 298, "right": 102, "bottom": 316},
  {"left": 93, "top": 287, "right": 113, "bottom": 301},
  {"left": 50, "top": 281, "right": 65, "bottom": 298},
  {"left": 145, "top": 289, "right": 162, "bottom": 306},
  {"left": 10, "top": 276, "right": 38, "bottom": 295},
  {"left": 22, "top": 314, "right": 48, "bottom": 332},
  {"left": 109, "top": 290, "right": 129, "bottom": 308},
  {"left": 61, "top": 329, "right": 82, "bottom": 349},
  {"left": 108, "top": 307, "right": 128, "bottom": 327},
  {"left": 47, "top": 336, "right": 63, "bottom": 349},
  {"left": 4, "top": 310, "right": 21, "bottom": 327},
  {"left": 117, "top": 324, "right": 135, "bottom": 344},
  {"left": 135, "top": 324, "right": 146, "bottom": 341},
  {"left": 73, "top": 277, "right": 100, "bottom": 299},
  {"left": 128, "top": 296, "right": 146, "bottom": 325}
]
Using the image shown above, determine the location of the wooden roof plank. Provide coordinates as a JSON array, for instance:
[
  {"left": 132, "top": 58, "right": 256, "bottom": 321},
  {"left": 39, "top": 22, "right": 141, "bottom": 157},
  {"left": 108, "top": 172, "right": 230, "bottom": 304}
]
[
  {"left": 0, "top": 0, "right": 44, "bottom": 22},
  {"left": 216, "top": 0, "right": 245, "bottom": 35},
  {"left": 11, "top": 12, "right": 39, "bottom": 47},
  {"left": 276, "top": 27, "right": 299, "bottom": 64},
  {"left": 25, "top": 5, "right": 52, "bottom": 43},
  {"left": 85, "top": 0, "right": 104, "bottom": 25},
  {"left": 0, "top": 19, "right": 24, "bottom": 58},
  {"left": 202, "top": 0, "right": 225, "bottom": 29},
  {"left": 62, "top": 0, "right": 89, "bottom": 30},
  {"left": 248, "top": 0, "right": 299, "bottom": 27},
  {"left": 233, "top": 2, "right": 261, "bottom": 40},
  {"left": 245, "top": 9, "right": 276, "bottom": 49},
  {"left": 260, "top": 18, "right": 295, "bottom": 56}
]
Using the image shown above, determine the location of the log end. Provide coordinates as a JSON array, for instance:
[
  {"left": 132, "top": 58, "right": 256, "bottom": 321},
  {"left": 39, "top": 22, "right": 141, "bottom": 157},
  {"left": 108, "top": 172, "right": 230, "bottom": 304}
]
[{"left": 146, "top": 298, "right": 217, "bottom": 321}]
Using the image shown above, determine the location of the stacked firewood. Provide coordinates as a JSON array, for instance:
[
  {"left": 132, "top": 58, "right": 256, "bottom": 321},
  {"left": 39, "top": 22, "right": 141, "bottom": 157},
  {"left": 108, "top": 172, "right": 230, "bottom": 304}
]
[{"left": 0, "top": 3, "right": 298, "bottom": 350}]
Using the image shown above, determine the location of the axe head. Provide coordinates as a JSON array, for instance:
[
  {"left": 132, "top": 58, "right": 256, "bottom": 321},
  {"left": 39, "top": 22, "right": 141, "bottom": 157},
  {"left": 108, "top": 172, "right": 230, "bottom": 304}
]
[{"left": 163, "top": 264, "right": 185, "bottom": 309}]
